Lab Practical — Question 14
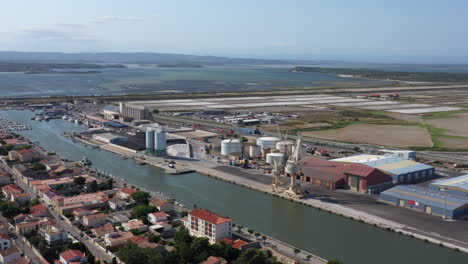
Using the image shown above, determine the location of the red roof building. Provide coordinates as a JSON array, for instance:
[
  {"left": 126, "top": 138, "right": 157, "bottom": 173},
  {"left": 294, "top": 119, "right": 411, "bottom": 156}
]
[
  {"left": 116, "top": 188, "right": 136, "bottom": 200},
  {"left": 299, "top": 156, "right": 392, "bottom": 193},
  {"left": 59, "top": 249, "right": 86, "bottom": 264},
  {"left": 189, "top": 209, "right": 232, "bottom": 225}
]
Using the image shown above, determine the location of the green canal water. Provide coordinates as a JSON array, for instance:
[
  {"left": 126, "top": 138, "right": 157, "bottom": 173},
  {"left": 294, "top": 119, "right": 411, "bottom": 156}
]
[{"left": 3, "top": 110, "right": 468, "bottom": 264}]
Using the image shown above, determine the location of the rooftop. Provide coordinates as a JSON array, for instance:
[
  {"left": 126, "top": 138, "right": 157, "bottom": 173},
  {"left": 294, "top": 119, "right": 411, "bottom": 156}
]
[
  {"left": 380, "top": 185, "right": 468, "bottom": 210},
  {"left": 189, "top": 209, "right": 232, "bottom": 225},
  {"left": 431, "top": 174, "right": 468, "bottom": 193},
  {"left": 60, "top": 249, "right": 84, "bottom": 261}
]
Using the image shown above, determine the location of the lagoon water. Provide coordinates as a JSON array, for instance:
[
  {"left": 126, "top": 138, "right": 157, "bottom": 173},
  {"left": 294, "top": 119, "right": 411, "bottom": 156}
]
[
  {"left": 0, "top": 66, "right": 388, "bottom": 98},
  {"left": 2, "top": 110, "right": 468, "bottom": 264}
]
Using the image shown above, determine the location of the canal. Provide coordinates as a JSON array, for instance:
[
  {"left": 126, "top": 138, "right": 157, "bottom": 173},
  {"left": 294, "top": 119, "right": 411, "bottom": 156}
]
[{"left": 3, "top": 110, "right": 468, "bottom": 264}]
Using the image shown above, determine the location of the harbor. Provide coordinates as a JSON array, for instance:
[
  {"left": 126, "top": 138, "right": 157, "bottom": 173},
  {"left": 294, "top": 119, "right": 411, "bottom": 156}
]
[{"left": 2, "top": 109, "right": 468, "bottom": 264}]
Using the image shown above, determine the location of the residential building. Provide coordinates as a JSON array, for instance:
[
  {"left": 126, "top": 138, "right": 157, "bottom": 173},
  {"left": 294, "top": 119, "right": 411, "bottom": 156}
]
[
  {"left": 108, "top": 198, "right": 126, "bottom": 211},
  {"left": 201, "top": 256, "right": 228, "bottom": 264},
  {"left": 218, "top": 238, "right": 260, "bottom": 251},
  {"left": 122, "top": 219, "right": 148, "bottom": 233},
  {"left": 1, "top": 184, "right": 22, "bottom": 199},
  {"left": 29, "top": 204, "right": 50, "bottom": 218},
  {"left": 59, "top": 249, "right": 86, "bottom": 264},
  {"left": 0, "top": 172, "right": 11, "bottom": 186},
  {"left": 83, "top": 213, "right": 107, "bottom": 227},
  {"left": 187, "top": 209, "right": 232, "bottom": 244},
  {"left": 72, "top": 208, "right": 97, "bottom": 219},
  {"left": 104, "top": 232, "right": 134, "bottom": 247},
  {"left": 39, "top": 225, "right": 69, "bottom": 246},
  {"left": 0, "top": 234, "right": 11, "bottom": 250},
  {"left": 115, "top": 188, "right": 136, "bottom": 200},
  {"left": 0, "top": 246, "right": 23, "bottom": 264},
  {"left": 15, "top": 217, "right": 55, "bottom": 235},
  {"left": 149, "top": 198, "right": 175, "bottom": 213},
  {"left": 10, "top": 193, "right": 31, "bottom": 204},
  {"left": 91, "top": 223, "right": 115, "bottom": 237},
  {"left": 149, "top": 222, "right": 172, "bottom": 233},
  {"left": 148, "top": 212, "right": 169, "bottom": 224},
  {"left": 52, "top": 193, "right": 106, "bottom": 212}
]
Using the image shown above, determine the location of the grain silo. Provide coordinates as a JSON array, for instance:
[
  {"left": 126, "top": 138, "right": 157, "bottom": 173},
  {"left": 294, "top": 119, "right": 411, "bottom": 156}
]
[
  {"left": 266, "top": 153, "right": 284, "bottom": 165},
  {"left": 256, "top": 136, "right": 281, "bottom": 149},
  {"left": 276, "top": 141, "right": 294, "bottom": 155},
  {"left": 221, "top": 139, "right": 242, "bottom": 156},
  {"left": 145, "top": 128, "right": 155, "bottom": 154},
  {"left": 154, "top": 127, "right": 167, "bottom": 156}
]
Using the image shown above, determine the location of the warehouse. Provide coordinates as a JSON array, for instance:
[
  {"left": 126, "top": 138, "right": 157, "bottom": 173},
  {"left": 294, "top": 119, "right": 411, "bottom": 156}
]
[
  {"left": 332, "top": 155, "right": 435, "bottom": 184},
  {"left": 299, "top": 157, "right": 393, "bottom": 193},
  {"left": 430, "top": 174, "right": 468, "bottom": 196},
  {"left": 380, "top": 185, "right": 468, "bottom": 219},
  {"left": 92, "top": 133, "right": 128, "bottom": 144}
]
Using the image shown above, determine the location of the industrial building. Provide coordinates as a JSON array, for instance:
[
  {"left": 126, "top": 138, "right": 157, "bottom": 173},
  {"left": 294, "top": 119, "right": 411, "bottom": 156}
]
[
  {"left": 430, "top": 174, "right": 468, "bottom": 196},
  {"left": 92, "top": 133, "right": 128, "bottom": 144},
  {"left": 145, "top": 127, "right": 167, "bottom": 156},
  {"left": 378, "top": 149, "right": 416, "bottom": 160},
  {"left": 380, "top": 185, "right": 468, "bottom": 219},
  {"left": 119, "top": 102, "right": 150, "bottom": 120},
  {"left": 299, "top": 156, "right": 393, "bottom": 193},
  {"left": 332, "top": 155, "right": 434, "bottom": 184},
  {"left": 103, "top": 105, "right": 120, "bottom": 120}
]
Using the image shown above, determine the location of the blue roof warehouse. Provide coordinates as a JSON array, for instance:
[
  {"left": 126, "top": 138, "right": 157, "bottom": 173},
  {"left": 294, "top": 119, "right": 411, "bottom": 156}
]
[{"left": 380, "top": 184, "right": 468, "bottom": 219}]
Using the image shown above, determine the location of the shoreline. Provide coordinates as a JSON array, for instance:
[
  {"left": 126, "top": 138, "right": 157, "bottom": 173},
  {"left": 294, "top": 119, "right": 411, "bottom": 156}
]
[{"left": 71, "top": 135, "right": 468, "bottom": 255}]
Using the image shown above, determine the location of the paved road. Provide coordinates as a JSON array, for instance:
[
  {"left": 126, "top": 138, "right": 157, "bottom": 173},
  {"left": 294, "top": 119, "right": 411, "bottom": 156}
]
[{"left": 3, "top": 161, "right": 114, "bottom": 264}]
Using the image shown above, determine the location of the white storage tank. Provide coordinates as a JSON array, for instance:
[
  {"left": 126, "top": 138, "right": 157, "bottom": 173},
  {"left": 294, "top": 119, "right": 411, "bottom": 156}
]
[
  {"left": 154, "top": 127, "right": 167, "bottom": 156},
  {"left": 221, "top": 139, "right": 242, "bottom": 156},
  {"left": 266, "top": 153, "right": 283, "bottom": 165},
  {"left": 256, "top": 136, "right": 281, "bottom": 149},
  {"left": 249, "top": 145, "right": 261, "bottom": 158},
  {"left": 276, "top": 141, "right": 294, "bottom": 155},
  {"left": 145, "top": 128, "right": 155, "bottom": 154}
]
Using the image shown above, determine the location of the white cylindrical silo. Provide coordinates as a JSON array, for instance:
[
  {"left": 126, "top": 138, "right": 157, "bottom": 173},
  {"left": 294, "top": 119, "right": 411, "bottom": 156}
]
[
  {"left": 276, "top": 141, "right": 294, "bottom": 155},
  {"left": 266, "top": 153, "right": 283, "bottom": 164},
  {"left": 145, "top": 128, "right": 155, "bottom": 154},
  {"left": 256, "top": 136, "right": 281, "bottom": 149},
  {"left": 249, "top": 145, "right": 261, "bottom": 158},
  {"left": 154, "top": 127, "right": 167, "bottom": 156},
  {"left": 221, "top": 139, "right": 242, "bottom": 156}
]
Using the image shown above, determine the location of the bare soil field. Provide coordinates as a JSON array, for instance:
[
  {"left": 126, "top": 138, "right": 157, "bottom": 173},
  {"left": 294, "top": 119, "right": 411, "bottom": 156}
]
[
  {"left": 385, "top": 112, "right": 424, "bottom": 124},
  {"left": 302, "top": 124, "right": 433, "bottom": 148},
  {"left": 426, "top": 113, "right": 468, "bottom": 137},
  {"left": 438, "top": 137, "right": 468, "bottom": 149}
]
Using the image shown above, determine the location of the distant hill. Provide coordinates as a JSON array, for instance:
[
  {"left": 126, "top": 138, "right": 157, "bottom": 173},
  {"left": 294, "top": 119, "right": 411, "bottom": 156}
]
[{"left": 0, "top": 51, "right": 293, "bottom": 65}]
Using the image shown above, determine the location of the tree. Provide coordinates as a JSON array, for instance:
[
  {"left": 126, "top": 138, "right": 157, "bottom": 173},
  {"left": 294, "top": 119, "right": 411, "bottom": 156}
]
[
  {"left": 117, "top": 244, "right": 149, "bottom": 264},
  {"left": 29, "top": 198, "right": 40, "bottom": 206},
  {"left": 328, "top": 261, "right": 344, "bottom": 264},
  {"left": 131, "top": 191, "right": 150, "bottom": 205},
  {"left": 107, "top": 178, "right": 113, "bottom": 189},
  {"left": 31, "top": 162, "right": 46, "bottom": 171},
  {"left": 262, "top": 235, "right": 267, "bottom": 242},
  {"left": 233, "top": 248, "right": 279, "bottom": 264},
  {"left": 307, "top": 255, "right": 312, "bottom": 261},
  {"left": 73, "top": 176, "right": 86, "bottom": 185},
  {"left": 294, "top": 248, "right": 301, "bottom": 255},
  {"left": 148, "top": 234, "right": 160, "bottom": 243},
  {"left": 131, "top": 205, "right": 157, "bottom": 220},
  {"left": 111, "top": 257, "right": 118, "bottom": 264},
  {"left": 89, "top": 180, "right": 98, "bottom": 193},
  {"left": 248, "top": 229, "right": 254, "bottom": 235},
  {"left": 254, "top": 232, "right": 261, "bottom": 239}
]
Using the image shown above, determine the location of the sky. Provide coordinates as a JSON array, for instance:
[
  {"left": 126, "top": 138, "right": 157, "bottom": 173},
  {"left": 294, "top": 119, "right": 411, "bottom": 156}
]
[{"left": 0, "top": 0, "right": 467, "bottom": 63}]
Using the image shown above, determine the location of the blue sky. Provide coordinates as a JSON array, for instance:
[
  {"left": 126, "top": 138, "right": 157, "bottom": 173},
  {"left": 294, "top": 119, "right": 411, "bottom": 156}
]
[{"left": 0, "top": 0, "right": 467, "bottom": 63}]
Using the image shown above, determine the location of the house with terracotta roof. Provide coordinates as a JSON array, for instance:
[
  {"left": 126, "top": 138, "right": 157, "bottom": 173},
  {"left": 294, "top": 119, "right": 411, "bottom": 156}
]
[
  {"left": 83, "top": 213, "right": 107, "bottom": 227},
  {"left": 299, "top": 156, "right": 393, "bottom": 193},
  {"left": 59, "top": 249, "right": 86, "bottom": 264},
  {"left": 108, "top": 197, "right": 126, "bottom": 211},
  {"left": 1, "top": 184, "right": 23, "bottom": 199},
  {"left": 149, "top": 198, "right": 175, "bottom": 213},
  {"left": 0, "top": 246, "right": 23, "bottom": 264},
  {"left": 72, "top": 208, "right": 98, "bottom": 219},
  {"left": 0, "top": 233, "right": 11, "bottom": 250},
  {"left": 15, "top": 217, "right": 55, "bottom": 235},
  {"left": 104, "top": 231, "right": 134, "bottom": 247},
  {"left": 30, "top": 204, "right": 50, "bottom": 218},
  {"left": 148, "top": 211, "right": 169, "bottom": 224},
  {"left": 218, "top": 238, "right": 260, "bottom": 251},
  {"left": 115, "top": 188, "right": 136, "bottom": 200},
  {"left": 122, "top": 219, "right": 148, "bottom": 233},
  {"left": 10, "top": 192, "right": 31, "bottom": 204},
  {"left": 187, "top": 209, "right": 232, "bottom": 244},
  {"left": 91, "top": 223, "right": 115, "bottom": 237},
  {"left": 201, "top": 256, "right": 228, "bottom": 264}
]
